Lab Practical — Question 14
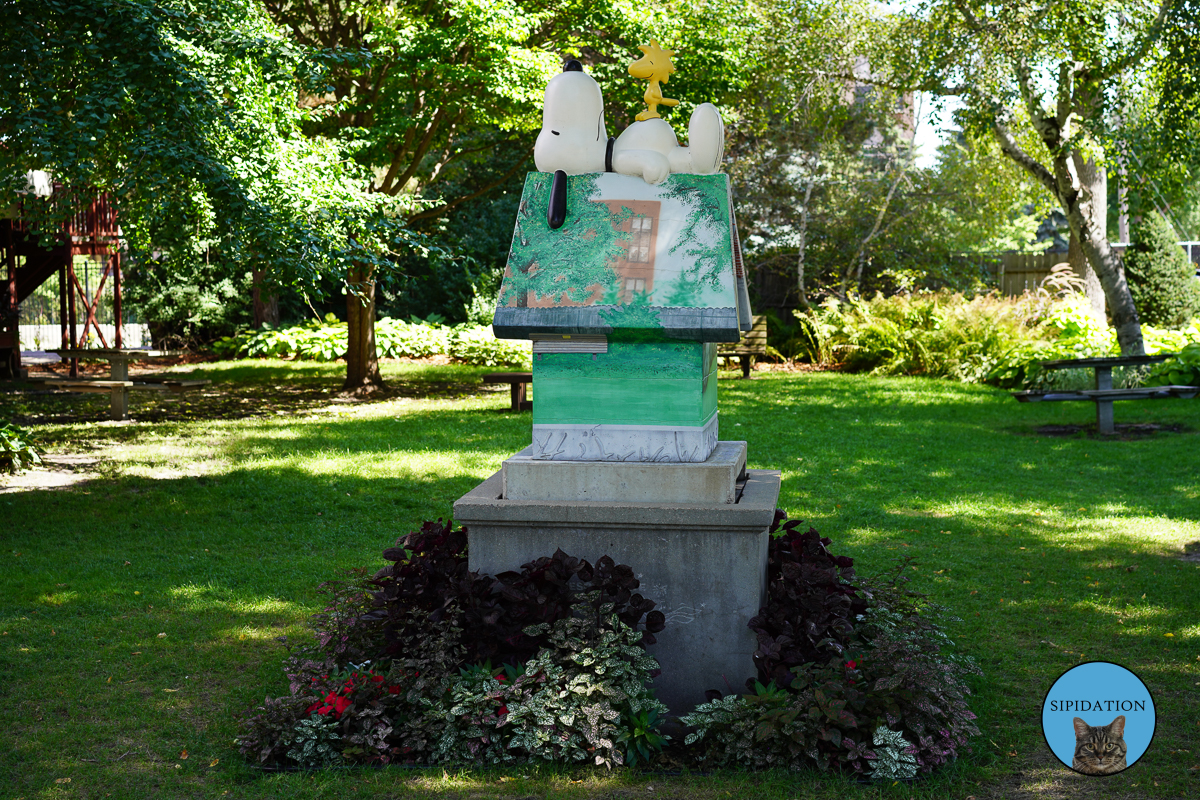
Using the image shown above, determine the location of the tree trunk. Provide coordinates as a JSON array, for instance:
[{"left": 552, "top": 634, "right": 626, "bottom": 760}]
[
  {"left": 1053, "top": 151, "right": 1144, "bottom": 355},
  {"left": 344, "top": 263, "right": 384, "bottom": 394},
  {"left": 795, "top": 177, "right": 815, "bottom": 311},
  {"left": 251, "top": 269, "right": 280, "bottom": 327},
  {"left": 1067, "top": 154, "right": 1107, "bottom": 318}
]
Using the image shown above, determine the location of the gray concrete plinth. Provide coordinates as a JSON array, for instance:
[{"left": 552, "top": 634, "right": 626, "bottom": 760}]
[
  {"left": 454, "top": 464, "right": 781, "bottom": 713},
  {"left": 502, "top": 440, "right": 747, "bottom": 504}
]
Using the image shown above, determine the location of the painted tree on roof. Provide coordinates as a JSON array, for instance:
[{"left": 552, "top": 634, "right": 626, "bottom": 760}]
[{"left": 502, "top": 173, "right": 631, "bottom": 307}]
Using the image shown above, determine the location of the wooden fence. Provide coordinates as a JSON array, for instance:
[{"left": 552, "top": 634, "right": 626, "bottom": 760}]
[{"left": 991, "top": 242, "right": 1200, "bottom": 297}]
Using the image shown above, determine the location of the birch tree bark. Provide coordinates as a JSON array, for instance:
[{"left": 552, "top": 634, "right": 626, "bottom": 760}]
[{"left": 1067, "top": 153, "right": 1107, "bottom": 319}]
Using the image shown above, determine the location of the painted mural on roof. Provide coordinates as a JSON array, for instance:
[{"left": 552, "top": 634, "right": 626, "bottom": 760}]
[{"left": 500, "top": 171, "right": 736, "bottom": 314}]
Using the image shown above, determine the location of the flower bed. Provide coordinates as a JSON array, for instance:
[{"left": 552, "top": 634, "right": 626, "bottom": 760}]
[{"left": 239, "top": 514, "right": 979, "bottom": 775}]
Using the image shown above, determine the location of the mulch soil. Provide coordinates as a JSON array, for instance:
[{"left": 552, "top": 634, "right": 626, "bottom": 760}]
[{"left": 1033, "top": 422, "right": 1190, "bottom": 439}]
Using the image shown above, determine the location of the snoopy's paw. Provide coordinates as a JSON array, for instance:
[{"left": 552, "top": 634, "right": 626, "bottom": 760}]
[
  {"left": 687, "top": 103, "right": 725, "bottom": 174},
  {"left": 613, "top": 149, "right": 671, "bottom": 185},
  {"left": 643, "top": 161, "right": 670, "bottom": 185}
]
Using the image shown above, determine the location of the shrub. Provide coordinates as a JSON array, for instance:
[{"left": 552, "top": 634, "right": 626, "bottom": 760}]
[
  {"left": 375, "top": 318, "right": 450, "bottom": 358},
  {"left": 213, "top": 317, "right": 530, "bottom": 367},
  {"left": 241, "top": 515, "right": 976, "bottom": 776},
  {"left": 1123, "top": 211, "right": 1200, "bottom": 328},
  {"left": 792, "top": 292, "right": 1040, "bottom": 382},
  {"left": 446, "top": 323, "right": 531, "bottom": 368},
  {"left": 240, "top": 521, "right": 668, "bottom": 769},
  {"left": 503, "top": 599, "right": 667, "bottom": 768},
  {"left": 0, "top": 423, "right": 42, "bottom": 474}
]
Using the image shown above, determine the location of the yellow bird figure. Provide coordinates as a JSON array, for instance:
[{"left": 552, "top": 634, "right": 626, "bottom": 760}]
[{"left": 629, "top": 41, "right": 678, "bottom": 122}]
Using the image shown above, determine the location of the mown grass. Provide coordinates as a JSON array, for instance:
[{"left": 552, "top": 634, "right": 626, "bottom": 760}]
[{"left": 2, "top": 359, "right": 1199, "bottom": 800}]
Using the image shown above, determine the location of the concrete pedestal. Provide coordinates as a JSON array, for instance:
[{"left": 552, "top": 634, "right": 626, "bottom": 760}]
[{"left": 453, "top": 444, "right": 780, "bottom": 713}]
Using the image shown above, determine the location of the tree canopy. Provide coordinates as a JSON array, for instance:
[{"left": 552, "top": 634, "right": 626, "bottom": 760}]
[
  {"left": 1, "top": 0, "right": 411, "bottom": 298},
  {"left": 869, "top": 0, "right": 1200, "bottom": 353},
  {"left": 262, "top": 0, "right": 763, "bottom": 224}
]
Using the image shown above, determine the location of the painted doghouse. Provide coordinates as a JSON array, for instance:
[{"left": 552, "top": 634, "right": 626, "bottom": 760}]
[{"left": 495, "top": 169, "right": 751, "bottom": 462}]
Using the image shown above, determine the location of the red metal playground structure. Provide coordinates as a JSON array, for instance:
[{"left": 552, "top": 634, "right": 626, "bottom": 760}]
[{"left": 1, "top": 187, "right": 125, "bottom": 378}]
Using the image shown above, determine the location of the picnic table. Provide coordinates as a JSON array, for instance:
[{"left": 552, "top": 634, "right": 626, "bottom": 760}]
[
  {"left": 35, "top": 348, "right": 209, "bottom": 421},
  {"left": 1012, "top": 354, "right": 1198, "bottom": 434}
]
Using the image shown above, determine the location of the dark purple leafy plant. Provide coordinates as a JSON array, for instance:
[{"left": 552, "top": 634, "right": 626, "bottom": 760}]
[
  {"left": 746, "top": 510, "right": 870, "bottom": 689},
  {"left": 368, "top": 519, "right": 664, "bottom": 668}
]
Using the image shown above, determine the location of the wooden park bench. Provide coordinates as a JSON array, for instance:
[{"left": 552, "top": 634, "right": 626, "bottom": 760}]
[
  {"left": 1013, "top": 355, "right": 1197, "bottom": 434},
  {"left": 482, "top": 371, "right": 532, "bottom": 412},
  {"left": 718, "top": 314, "right": 768, "bottom": 378}
]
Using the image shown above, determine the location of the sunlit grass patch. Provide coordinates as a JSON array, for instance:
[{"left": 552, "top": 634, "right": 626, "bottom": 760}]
[{"left": 2, "top": 366, "right": 1198, "bottom": 798}]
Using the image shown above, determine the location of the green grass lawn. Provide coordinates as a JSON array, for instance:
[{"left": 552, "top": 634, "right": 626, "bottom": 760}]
[{"left": 2, "top": 360, "right": 1198, "bottom": 799}]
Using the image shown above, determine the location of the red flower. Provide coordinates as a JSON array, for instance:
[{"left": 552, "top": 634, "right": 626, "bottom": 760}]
[{"left": 846, "top": 660, "right": 858, "bottom": 670}]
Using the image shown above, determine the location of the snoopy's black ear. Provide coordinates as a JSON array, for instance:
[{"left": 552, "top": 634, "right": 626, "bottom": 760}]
[{"left": 564, "top": 59, "right": 583, "bottom": 72}]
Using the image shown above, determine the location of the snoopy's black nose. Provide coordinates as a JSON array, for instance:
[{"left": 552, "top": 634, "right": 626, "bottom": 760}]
[{"left": 564, "top": 59, "right": 583, "bottom": 72}]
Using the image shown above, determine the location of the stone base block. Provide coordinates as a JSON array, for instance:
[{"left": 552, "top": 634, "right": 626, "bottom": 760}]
[
  {"left": 503, "top": 440, "right": 747, "bottom": 504},
  {"left": 454, "top": 467, "right": 781, "bottom": 713},
  {"left": 530, "top": 413, "right": 719, "bottom": 463}
]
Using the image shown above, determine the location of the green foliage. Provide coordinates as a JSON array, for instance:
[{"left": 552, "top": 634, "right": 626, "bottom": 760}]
[
  {"left": 213, "top": 317, "right": 529, "bottom": 368},
  {"left": 2, "top": 1, "right": 411, "bottom": 282},
  {"left": 445, "top": 325, "right": 531, "bottom": 368},
  {"left": 614, "top": 707, "right": 669, "bottom": 768},
  {"left": 793, "top": 292, "right": 1033, "bottom": 382},
  {"left": 0, "top": 423, "right": 42, "bottom": 475},
  {"left": 774, "top": 288, "right": 1200, "bottom": 390},
  {"left": 503, "top": 599, "right": 667, "bottom": 768},
  {"left": 869, "top": 725, "right": 918, "bottom": 780},
  {"left": 1143, "top": 342, "right": 1200, "bottom": 387},
  {"left": 265, "top": 0, "right": 760, "bottom": 212},
  {"left": 121, "top": 253, "right": 252, "bottom": 347},
  {"left": 240, "top": 524, "right": 668, "bottom": 770},
  {"left": 1123, "top": 212, "right": 1200, "bottom": 328},
  {"left": 285, "top": 716, "right": 343, "bottom": 768},
  {"left": 238, "top": 695, "right": 321, "bottom": 767}
]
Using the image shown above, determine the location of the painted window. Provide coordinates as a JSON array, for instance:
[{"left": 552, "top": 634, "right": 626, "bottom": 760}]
[{"left": 627, "top": 216, "right": 652, "bottom": 262}]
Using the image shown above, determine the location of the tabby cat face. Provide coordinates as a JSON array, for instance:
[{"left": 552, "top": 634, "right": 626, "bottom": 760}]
[{"left": 1071, "top": 715, "right": 1128, "bottom": 775}]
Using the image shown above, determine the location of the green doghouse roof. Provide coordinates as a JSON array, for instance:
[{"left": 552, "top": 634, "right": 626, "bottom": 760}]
[{"left": 494, "top": 172, "right": 743, "bottom": 342}]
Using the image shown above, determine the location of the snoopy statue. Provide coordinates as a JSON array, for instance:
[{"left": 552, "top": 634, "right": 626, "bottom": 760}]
[{"left": 533, "top": 43, "right": 725, "bottom": 197}]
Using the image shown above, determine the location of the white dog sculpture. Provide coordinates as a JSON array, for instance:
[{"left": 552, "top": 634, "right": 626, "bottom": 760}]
[{"left": 533, "top": 60, "right": 724, "bottom": 186}]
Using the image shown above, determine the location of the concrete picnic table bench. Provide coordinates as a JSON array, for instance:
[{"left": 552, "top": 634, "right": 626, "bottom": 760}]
[
  {"left": 31, "top": 348, "right": 210, "bottom": 420},
  {"left": 1012, "top": 354, "right": 1198, "bottom": 434}
]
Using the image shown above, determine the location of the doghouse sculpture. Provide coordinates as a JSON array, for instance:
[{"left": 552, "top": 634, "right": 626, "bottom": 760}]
[
  {"left": 496, "top": 51, "right": 751, "bottom": 462},
  {"left": 455, "top": 46, "right": 778, "bottom": 713}
]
